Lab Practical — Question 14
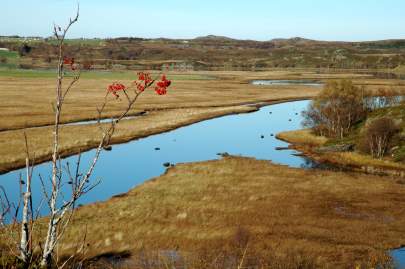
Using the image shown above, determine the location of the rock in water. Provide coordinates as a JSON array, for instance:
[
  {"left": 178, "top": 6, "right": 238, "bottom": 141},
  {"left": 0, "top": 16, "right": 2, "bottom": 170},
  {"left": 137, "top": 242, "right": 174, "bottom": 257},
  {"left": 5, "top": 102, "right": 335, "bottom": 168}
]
[{"left": 103, "top": 145, "right": 112, "bottom": 151}]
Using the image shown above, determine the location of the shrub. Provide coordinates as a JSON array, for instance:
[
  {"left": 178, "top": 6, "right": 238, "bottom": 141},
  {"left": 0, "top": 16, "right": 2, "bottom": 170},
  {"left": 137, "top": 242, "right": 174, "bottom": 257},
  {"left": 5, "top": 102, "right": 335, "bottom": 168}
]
[
  {"left": 359, "top": 117, "right": 400, "bottom": 158},
  {"left": 302, "top": 80, "right": 368, "bottom": 139}
]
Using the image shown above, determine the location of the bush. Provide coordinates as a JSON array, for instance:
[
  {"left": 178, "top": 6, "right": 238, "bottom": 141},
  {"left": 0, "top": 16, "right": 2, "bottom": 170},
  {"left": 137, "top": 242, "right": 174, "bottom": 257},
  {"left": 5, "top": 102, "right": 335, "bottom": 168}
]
[
  {"left": 359, "top": 117, "right": 400, "bottom": 158},
  {"left": 303, "top": 80, "right": 369, "bottom": 139},
  {"left": 18, "top": 44, "right": 32, "bottom": 56}
]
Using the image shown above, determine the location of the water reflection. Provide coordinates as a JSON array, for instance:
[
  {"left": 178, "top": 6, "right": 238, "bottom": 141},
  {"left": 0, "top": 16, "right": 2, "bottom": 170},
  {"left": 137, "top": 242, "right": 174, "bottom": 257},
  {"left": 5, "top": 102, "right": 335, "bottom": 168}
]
[{"left": 0, "top": 100, "right": 312, "bottom": 216}]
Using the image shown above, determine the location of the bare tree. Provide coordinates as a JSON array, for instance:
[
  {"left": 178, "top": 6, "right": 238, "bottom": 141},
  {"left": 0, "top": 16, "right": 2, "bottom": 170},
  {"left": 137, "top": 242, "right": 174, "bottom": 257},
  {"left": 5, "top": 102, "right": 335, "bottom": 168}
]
[
  {"left": 361, "top": 117, "right": 400, "bottom": 159},
  {"left": 0, "top": 8, "right": 171, "bottom": 268},
  {"left": 303, "top": 80, "right": 369, "bottom": 139}
]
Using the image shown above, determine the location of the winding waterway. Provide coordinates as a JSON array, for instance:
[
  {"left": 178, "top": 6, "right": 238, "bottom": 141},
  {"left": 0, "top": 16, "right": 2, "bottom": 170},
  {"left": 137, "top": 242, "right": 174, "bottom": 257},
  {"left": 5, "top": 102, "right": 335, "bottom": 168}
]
[
  {"left": 0, "top": 100, "right": 312, "bottom": 213},
  {"left": 0, "top": 81, "right": 403, "bottom": 264}
]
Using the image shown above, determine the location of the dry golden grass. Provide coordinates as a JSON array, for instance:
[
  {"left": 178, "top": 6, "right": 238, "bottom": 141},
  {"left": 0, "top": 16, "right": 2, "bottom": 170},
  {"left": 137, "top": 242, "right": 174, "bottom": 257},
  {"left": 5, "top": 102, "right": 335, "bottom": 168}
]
[
  {"left": 2, "top": 69, "right": 403, "bottom": 131},
  {"left": 2, "top": 70, "right": 405, "bottom": 267},
  {"left": 328, "top": 152, "right": 405, "bottom": 171},
  {"left": 278, "top": 129, "right": 405, "bottom": 174},
  {"left": 26, "top": 156, "right": 405, "bottom": 268},
  {"left": 0, "top": 70, "right": 325, "bottom": 173},
  {"left": 0, "top": 106, "right": 257, "bottom": 173},
  {"left": 0, "top": 70, "right": 322, "bottom": 131},
  {"left": 2, "top": 70, "right": 404, "bottom": 174},
  {"left": 277, "top": 129, "right": 328, "bottom": 146}
]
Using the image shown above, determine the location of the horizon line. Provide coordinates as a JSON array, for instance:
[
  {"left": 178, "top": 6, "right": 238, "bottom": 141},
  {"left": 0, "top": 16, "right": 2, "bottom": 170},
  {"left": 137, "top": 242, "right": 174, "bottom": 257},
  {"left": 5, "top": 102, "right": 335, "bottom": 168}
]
[{"left": 1, "top": 34, "right": 405, "bottom": 43}]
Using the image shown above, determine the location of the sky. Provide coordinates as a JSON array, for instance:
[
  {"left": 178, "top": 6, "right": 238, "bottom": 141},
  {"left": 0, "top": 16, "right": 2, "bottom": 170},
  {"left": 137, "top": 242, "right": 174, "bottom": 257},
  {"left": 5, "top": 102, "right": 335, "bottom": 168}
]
[{"left": 1, "top": 0, "right": 405, "bottom": 41}]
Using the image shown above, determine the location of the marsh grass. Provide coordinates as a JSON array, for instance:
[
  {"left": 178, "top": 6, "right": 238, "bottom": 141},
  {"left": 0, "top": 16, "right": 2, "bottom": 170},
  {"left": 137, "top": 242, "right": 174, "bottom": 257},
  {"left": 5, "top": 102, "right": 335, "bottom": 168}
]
[
  {"left": 277, "top": 129, "right": 328, "bottom": 146},
  {"left": 2, "top": 157, "right": 403, "bottom": 268},
  {"left": 0, "top": 70, "right": 324, "bottom": 173}
]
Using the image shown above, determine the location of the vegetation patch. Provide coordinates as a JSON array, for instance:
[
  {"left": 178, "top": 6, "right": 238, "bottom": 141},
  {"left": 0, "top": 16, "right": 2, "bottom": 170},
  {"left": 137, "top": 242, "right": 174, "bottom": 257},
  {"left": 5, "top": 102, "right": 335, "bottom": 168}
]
[
  {"left": 280, "top": 79, "right": 405, "bottom": 175},
  {"left": 3, "top": 156, "right": 403, "bottom": 268}
]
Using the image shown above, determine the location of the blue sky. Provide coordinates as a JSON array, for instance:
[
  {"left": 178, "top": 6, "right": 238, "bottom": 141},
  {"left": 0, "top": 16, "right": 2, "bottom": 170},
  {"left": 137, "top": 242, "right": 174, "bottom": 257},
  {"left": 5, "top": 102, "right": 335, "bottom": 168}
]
[{"left": 1, "top": 0, "right": 404, "bottom": 41}]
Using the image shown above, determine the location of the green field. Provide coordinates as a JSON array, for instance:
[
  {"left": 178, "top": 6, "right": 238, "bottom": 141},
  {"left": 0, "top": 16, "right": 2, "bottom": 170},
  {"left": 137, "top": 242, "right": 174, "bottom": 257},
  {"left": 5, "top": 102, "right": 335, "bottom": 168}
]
[
  {"left": 0, "top": 67, "right": 215, "bottom": 80},
  {"left": 0, "top": 50, "right": 20, "bottom": 68}
]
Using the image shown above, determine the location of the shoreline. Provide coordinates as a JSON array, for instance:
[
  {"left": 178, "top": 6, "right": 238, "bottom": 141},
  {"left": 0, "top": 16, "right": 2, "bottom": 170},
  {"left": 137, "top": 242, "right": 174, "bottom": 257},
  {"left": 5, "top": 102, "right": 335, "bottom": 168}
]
[
  {"left": 53, "top": 156, "right": 405, "bottom": 267},
  {"left": 0, "top": 97, "right": 309, "bottom": 175},
  {"left": 276, "top": 129, "right": 405, "bottom": 178}
]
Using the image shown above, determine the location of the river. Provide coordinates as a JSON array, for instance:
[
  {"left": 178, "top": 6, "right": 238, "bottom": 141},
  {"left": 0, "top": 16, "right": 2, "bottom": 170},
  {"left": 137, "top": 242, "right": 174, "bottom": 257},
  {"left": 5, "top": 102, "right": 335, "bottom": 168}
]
[
  {"left": 0, "top": 81, "right": 403, "bottom": 266},
  {"left": 0, "top": 100, "right": 312, "bottom": 212}
]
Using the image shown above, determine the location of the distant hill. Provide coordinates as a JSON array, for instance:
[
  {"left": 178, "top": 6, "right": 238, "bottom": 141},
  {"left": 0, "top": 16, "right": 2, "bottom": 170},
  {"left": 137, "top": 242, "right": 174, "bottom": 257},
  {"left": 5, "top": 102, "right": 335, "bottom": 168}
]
[
  {"left": 194, "top": 35, "right": 237, "bottom": 41},
  {"left": 1, "top": 35, "right": 405, "bottom": 71}
]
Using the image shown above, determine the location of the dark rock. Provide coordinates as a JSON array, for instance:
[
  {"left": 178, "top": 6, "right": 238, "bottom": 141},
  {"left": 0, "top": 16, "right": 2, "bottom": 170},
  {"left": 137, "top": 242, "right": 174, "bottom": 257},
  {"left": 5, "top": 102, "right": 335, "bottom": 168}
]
[
  {"left": 275, "top": 146, "right": 289, "bottom": 151},
  {"left": 217, "top": 152, "right": 230, "bottom": 157},
  {"left": 103, "top": 145, "right": 112, "bottom": 151},
  {"left": 292, "top": 153, "right": 305, "bottom": 157},
  {"left": 163, "top": 162, "right": 171, "bottom": 167},
  {"left": 112, "top": 192, "right": 128, "bottom": 198}
]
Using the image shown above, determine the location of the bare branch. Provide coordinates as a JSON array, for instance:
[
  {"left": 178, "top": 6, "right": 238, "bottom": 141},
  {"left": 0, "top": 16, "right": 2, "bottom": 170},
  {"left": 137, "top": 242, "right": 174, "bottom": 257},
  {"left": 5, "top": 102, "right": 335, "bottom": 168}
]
[{"left": 62, "top": 72, "right": 81, "bottom": 102}]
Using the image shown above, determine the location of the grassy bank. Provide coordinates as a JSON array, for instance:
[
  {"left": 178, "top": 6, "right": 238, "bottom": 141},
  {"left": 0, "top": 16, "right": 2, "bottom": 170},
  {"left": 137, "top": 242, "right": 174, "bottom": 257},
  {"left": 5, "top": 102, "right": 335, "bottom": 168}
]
[
  {"left": 0, "top": 105, "right": 261, "bottom": 174},
  {"left": 0, "top": 70, "right": 325, "bottom": 174},
  {"left": 0, "top": 70, "right": 324, "bottom": 131},
  {"left": 5, "top": 156, "right": 404, "bottom": 268},
  {"left": 2, "top": 69, "right": 405, "bottom": 175},
  {"left": 277, "top": 129, "right": 405, "bottom": 176}
]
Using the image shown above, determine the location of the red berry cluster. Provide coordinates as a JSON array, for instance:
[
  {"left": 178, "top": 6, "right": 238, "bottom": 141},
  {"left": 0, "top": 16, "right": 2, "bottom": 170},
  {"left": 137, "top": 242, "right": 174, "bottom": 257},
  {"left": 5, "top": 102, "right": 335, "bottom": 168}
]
[
  {"left": 63, "top": 57, "right": 76, "bottom": 70},
  {"left": 107, "top": 83, "right": 126, "bottom": 98},
  {"left": 107, "top": 72, "right": 171, "bottom": 98},
  {"left": 155, "top": 75, "right": 171, "bottom": 95},
  {"left": 135, "top": 72, "right": 153, "bottom": 92}
]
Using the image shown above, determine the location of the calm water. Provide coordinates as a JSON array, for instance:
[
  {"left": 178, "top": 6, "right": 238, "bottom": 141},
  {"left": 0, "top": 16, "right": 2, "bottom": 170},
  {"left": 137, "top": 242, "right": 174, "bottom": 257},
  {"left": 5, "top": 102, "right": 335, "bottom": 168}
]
[
  {"left": 251, "top": 79, "right": 323, "bottom": 87},
  {"left": 0, "top": 100, "right": 311, "bottom": 214},
  {"left": 0, "top": 99, "right": 403, "bottom": 265},
  {"left": 392, "top": 248, "right": 405, "bottom": 269}
]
